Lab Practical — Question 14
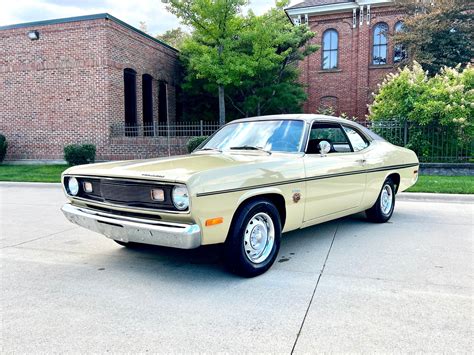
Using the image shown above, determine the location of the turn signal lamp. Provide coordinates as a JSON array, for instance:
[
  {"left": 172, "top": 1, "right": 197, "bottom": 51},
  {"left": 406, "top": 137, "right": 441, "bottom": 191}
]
[
  {"left": 83, "top": 181, "right": 93, "bottom": 193},
  {"left": 151, "top": 188, "right": 165, "bottom": 202},
  {"left": 205, "top": 217, "right": 223, "bottom": 227}
]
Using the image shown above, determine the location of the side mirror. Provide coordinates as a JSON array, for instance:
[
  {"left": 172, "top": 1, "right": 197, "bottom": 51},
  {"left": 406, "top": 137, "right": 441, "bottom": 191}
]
[{"left": 319, "top": 140, "right": 331, "bottom": 155}]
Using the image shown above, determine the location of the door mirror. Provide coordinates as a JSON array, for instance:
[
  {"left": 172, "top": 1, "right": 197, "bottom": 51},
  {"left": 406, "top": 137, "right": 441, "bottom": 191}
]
[{"left": 319, "top": 140, "right": 331, "bottom": 155}]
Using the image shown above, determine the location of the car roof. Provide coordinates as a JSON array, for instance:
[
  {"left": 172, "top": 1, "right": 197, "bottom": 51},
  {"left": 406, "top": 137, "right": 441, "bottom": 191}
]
[{"left": 232, "top": 114, "right": 352, "bottom": 124}]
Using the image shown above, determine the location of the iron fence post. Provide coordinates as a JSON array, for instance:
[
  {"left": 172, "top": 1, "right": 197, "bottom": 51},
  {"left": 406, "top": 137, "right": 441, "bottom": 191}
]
[
  {"left": 200, "top": 120, "right": 203, "bottom": 136},
  {"left": 403, "top": 121, "right": 408, "bottom": 146}
]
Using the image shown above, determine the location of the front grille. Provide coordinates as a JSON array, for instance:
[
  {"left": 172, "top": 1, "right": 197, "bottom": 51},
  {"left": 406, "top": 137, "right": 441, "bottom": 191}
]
[{"left": 67, "top": 177, "right": 181, "bottom": 211}]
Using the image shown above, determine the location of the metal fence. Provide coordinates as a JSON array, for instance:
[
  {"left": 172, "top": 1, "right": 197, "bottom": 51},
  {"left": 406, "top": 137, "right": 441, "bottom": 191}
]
[
  {"left": 359, "top": 120, "right": 473, "bottom": 163},
  {"left": 110, "top": 121, "right": 221, "bottom": 137},
  {"left": 110, "top": 120, "right": 473, "bottom": 163}
]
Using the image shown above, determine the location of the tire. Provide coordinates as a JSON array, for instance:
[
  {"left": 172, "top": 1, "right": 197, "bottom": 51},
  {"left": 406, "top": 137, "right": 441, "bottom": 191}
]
[
  {"left": 113, "top": 240, "right": 138, "bottom": 247},
  {"left": 224, "top": 199, "right": 282, "bottom": 277},
  {"left": 366, "top": 177, "right": 396, "bottom": 223}
]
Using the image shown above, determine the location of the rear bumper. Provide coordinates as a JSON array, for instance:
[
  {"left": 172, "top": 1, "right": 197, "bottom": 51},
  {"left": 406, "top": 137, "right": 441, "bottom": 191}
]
[{"left": 61, "top": 203, "right": 201, "bottom": 249}]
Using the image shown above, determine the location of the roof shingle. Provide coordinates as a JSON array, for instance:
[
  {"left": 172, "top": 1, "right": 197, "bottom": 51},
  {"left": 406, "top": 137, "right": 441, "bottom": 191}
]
[{"left": 286, "top": 0, "right": 354, "bottom": 10}]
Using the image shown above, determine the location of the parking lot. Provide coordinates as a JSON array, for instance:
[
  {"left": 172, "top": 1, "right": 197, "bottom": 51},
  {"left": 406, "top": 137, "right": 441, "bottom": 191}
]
[{"left": 1, "top": 183, "right": 472, "bottom": 353}]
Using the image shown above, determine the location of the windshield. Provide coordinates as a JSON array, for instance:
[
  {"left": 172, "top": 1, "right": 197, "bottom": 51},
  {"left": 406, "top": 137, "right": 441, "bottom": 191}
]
[{"left": 199, "top": 120, "right": 305, "bottom": 153}]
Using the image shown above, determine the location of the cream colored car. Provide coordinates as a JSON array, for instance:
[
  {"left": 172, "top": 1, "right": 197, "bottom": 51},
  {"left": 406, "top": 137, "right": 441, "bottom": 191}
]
[{"left": 61, "top": 115, "right": 419, "bottom": 276}]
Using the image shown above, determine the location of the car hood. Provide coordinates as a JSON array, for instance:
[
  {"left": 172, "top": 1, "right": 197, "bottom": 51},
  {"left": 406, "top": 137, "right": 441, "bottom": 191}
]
[{"left": 63, "top": 152, "right": 302, "bottom": 184}]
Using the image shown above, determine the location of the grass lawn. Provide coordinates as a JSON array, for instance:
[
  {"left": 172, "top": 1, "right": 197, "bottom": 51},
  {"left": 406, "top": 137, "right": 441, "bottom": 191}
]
[
  {"left": 407, "top": 175, "right": 474, "bottom": 194},
  {"left": 0, "top": 165, "right": 472, "bottom": 194},
  {"left": 0, "top": 164, "right": 68, "bottom": 183}
]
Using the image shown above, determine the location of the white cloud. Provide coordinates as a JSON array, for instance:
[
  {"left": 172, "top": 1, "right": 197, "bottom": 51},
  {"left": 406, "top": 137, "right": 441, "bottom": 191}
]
[{"left": 0, "top": 0, "right": 301, "bottom": 36}]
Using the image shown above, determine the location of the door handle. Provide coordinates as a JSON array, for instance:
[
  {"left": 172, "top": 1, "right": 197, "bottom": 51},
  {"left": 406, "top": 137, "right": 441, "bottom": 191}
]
[{"left": 356, "top": 159, "right": 366, "bottom": 164}]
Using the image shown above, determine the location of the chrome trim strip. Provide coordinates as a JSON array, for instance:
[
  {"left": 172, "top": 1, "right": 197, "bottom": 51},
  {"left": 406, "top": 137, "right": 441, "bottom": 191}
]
[
  {"left": 69, "top": 196, "right": 190, "bottom": 215},
  {"left": 61, "top": 204, "right": 201, "bottom": 249},
  {"left": 196, "top": 163, "right": 419, "bottom": 197}
]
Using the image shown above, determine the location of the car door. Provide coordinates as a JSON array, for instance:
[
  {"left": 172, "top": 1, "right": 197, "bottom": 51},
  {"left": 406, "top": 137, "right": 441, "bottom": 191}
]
[{"left": 303, "top": 122, "right": 369, "bottom": 222}]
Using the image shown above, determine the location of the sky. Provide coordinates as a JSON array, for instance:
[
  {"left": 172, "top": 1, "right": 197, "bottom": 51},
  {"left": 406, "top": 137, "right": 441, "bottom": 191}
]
[{"left": 0, "top": 0, "right": 300, "bottom": 36}]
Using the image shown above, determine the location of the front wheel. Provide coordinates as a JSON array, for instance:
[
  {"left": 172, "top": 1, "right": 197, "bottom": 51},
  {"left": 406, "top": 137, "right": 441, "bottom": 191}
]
[
  {"left": 224, "top": 199, "right": 282, "bottom": 277},
  {"left": 366, "top": 178, "right": 396, "bottom": 223}
]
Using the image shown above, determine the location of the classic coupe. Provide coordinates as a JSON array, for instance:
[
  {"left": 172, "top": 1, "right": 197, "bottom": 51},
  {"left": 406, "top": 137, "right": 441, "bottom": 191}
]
[{"left": 61, "top": 115, "right": 419, "bottom": 276}]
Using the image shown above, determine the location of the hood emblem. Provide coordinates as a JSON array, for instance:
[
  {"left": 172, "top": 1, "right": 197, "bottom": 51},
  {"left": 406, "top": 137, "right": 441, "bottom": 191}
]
[
  {"left": 293, "top": 192, "right": 301, "bottom": 203},
  {"left": 142, "top": 173, "right": 165, "bottom": 178}
]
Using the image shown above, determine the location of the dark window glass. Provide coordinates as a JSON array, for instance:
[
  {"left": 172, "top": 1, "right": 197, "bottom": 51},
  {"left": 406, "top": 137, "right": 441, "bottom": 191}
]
[
  {"left": 307, "top": 123, "right": 351, "bottom": 154},
  {"left": 322, "top": 29, "right": 338, "bottom": 70},
  {"left": 123, "top": 68, "right": 137, "bottom": 136},
  {"left": 372, "top": 23, "right": 388, "bottom": 65},
  {"left": 142, "top": 74, "right": 154, "bottom": 136},
  {"left": 393, "top": 21, "right": 407, "bottom": 63}
]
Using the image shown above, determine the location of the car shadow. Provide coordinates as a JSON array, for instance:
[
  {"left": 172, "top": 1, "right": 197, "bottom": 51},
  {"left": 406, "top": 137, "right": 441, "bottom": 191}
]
[{"left": 104, "top": 214, "right": 369, "bottom": 278}]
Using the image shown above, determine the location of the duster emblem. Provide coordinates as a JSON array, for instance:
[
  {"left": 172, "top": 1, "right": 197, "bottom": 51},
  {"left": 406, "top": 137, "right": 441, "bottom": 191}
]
[{"left": 293, "top": 192, "right": 301, "bottom": 203}]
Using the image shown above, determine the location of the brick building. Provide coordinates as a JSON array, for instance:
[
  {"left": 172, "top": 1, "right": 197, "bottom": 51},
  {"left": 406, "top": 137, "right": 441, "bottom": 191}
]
[
  {"left": 0, "top": 14, "right": 180, "bottom": 161},
  {"left": 285, "top": 0, "right": 405, "bottom": 118}
]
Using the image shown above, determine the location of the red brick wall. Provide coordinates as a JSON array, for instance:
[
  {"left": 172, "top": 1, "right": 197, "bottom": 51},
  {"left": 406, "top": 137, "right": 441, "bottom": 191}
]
[
  {"left": 0, "top": 17, "right": 179, "bottom": 161},
  {"left": 300, "top": 6, "right": 405, "bottom": 119}
]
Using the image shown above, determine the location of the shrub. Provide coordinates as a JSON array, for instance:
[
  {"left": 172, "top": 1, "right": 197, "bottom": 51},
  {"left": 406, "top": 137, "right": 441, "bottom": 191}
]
[
  {"left": 186, "top": 136, "right": 208, "bottom": 153},
  {"left": 64, "top": 144, "right": 96, "bottom": 166},
  {"left": 0, "top": 134, "right": 7, "bottom": 163},
  {"left": 369, "top": 62, "right": 473, "bottom": 161}
]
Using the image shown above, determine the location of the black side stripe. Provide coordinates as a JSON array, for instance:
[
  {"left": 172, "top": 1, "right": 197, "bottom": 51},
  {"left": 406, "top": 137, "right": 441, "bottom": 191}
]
[{"left": 196, "top": 163, "right": 418, "bottom": 197}]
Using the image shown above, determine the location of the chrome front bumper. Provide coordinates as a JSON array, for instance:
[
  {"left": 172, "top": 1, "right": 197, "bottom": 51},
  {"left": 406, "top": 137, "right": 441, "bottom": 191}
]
[{"left": 61, "top": 204, "right": 201, "bottom": 249}]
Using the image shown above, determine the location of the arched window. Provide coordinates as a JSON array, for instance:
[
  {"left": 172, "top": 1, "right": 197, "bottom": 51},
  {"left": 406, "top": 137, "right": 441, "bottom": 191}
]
[
  {"left": 142, "top": 74, "right": 154, "bottom": 136},
  {"left": 322, "top": 29, "right": 338, "bottom": 70},
  {"left": 123, "top": 68, "right": 137, "bottom": 136},
  {"left": 319, "top": 96, "right": 338, "bottom": 114},
  {"left": 393, "top": 21, "right": 407, "bottom": 63},
  {"left": 372, "top": 23, "right": 388, "bottom": 65}
]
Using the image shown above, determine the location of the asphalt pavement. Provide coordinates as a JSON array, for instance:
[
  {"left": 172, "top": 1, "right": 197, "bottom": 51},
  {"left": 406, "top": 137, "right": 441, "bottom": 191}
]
[{"left": 1, "top": 183, "right": 472, "bottom": 353}]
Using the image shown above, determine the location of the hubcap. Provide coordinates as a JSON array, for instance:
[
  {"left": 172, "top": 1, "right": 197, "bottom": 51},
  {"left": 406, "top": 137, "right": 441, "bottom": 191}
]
[
  {"left": 243, "top": 212, "right": 275, "bottom": 264},
  {"left": 380, "top": 184, "right": 393, "bottom": 215}
]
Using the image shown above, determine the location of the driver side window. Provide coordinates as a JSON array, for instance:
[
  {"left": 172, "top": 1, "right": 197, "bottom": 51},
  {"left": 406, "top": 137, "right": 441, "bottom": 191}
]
[{"left": 306, "top": 123, "right": 351, "bottom": 154}]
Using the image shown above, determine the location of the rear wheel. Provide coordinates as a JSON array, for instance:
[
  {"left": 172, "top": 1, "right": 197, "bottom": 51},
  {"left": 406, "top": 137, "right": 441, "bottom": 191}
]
[
  {"left": 224, "top": 199, "right": 281, "bottom": 277},
  {"left": 366, "top": 178, "right": 396, "bottom": 223}
]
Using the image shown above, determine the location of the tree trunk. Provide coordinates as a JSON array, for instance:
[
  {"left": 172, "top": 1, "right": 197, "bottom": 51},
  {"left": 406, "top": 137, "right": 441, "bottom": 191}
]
[
  {"left": 257, "top": 101, "right": 261, "bottom": 116},
  {"left": 218, "top": 85, "right": 226, "bottom": 126}
]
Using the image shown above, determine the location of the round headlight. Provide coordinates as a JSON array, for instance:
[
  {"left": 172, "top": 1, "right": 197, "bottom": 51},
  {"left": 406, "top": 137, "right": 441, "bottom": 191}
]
[
  {"left": 172, "top": 185, "right": 189, "bottom": 210},
  {"left": 67, "top": 177, "right": 79, "bottom": 196}
]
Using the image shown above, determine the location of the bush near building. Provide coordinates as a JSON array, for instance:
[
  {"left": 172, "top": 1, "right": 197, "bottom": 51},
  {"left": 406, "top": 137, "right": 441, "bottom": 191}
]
[
  {"left": 0, "top": 134, "right": 7, "bottom": 163},
  {"left": 64, "top": 144, "right": 96, "bottom": 166},
  {"left": 369, "top": 62, "right": 473, "bottom": 162},
  {"left": 186, "top": 136, "right": 208, "bottom": 153}
]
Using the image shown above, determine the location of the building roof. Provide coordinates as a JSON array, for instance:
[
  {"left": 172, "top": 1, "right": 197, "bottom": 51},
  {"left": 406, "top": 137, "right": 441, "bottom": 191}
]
[
  {"left": 287, "top": 0, "right": 354, "bottom": 10},
  {"left": 0, "top": 13, "right": 178, "bottom": 52}
]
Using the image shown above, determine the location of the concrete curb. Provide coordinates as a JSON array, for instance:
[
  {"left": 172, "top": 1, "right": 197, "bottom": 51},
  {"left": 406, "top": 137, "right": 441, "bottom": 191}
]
[
  {"left": 398, "top": 192, "right": 474, "bottom": 204},
  {"left": 0, "top": 181, "right": 62, "bottom": 187}
]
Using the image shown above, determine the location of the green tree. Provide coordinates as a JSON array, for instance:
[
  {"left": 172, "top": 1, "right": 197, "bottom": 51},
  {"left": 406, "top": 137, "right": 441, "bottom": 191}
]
[
  {"left": 168, "top": 0, "right": 317, "bottom": 121},
  {"left": 156, "top": 27, "right": 191, "bottom": 49},
  {"left": 393, "top": 0, "right": 473, "bottom": 75},
  {"left": 224, "top": 4, "right": 318, "bottom": 117},
  {"left": 164, "top": 0, "right": 249, "bottom": 125}
]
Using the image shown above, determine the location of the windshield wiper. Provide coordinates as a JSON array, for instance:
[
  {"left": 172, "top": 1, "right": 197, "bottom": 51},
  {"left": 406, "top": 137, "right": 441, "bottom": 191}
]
[
  {"left": 229, "top": 145, "right": 271, "bottom": 154},
  {"left": 196, "top": 147, "right": 222, "bottom": 152}
]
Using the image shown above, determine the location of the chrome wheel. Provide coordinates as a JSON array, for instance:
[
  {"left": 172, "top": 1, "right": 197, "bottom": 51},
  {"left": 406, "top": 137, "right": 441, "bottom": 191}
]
[
  {"left": 243, "top": 212, "right": 275, "bottom": 264},
  {"left": 380, "top": 184, "right": 393, "bottom": 215}
]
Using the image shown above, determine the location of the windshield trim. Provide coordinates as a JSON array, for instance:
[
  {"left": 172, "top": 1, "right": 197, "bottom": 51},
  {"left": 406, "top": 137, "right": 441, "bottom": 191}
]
[{"left": 194, "top": 119, "right": 308, "bottom": 154}]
